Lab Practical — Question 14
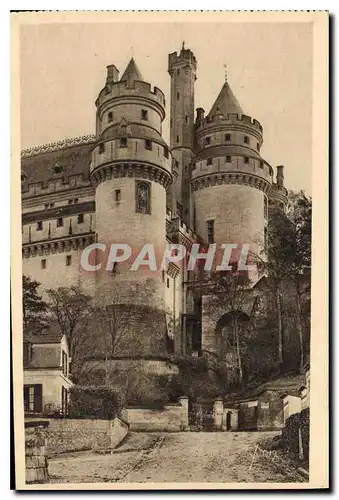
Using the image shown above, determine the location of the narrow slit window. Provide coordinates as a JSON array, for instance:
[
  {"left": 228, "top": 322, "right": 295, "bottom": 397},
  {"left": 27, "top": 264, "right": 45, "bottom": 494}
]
[
  {"left": 107, "top": 112, "right": 113, "bottom": 123},
  {"left": 77, "top": 214, "right": 84, "bottom": 224},
  {"left": 145, "top": 139, "right": 152, "bottom": 150},
  {"left": 244, "top": 157, "right": 249, "bottom": 164},
  {"left": 37, "top": 221, "right": 43, "bottom": 231},
  {"left": 225, "top": 134, "right": 231, "bottom": 141},
  {"left": 141, "top": 109, "right": 148, "bottom": 121},
  {"left": 66, "top": 255, "right": 72, "bottom": 267},
  {"left": 99, "top": 143, "right": 105, "bottom": 154},
  {"left": 115, "top": 189, "right": 121, "bottom": 205},
  {"left": 226, "top": 156, "right": 231, "bottom": 163},
  {"left": 120, "top": 137, "right": 127, "bottom": 148},
  {"left": 41, "top": 259, "right": 46, "bottom": 270},
  {"left": 207, "top": 220, "right": 215, "bottom": 244},
  {"left": 57, "top": 218, "right": 63, "bottom": 227}
]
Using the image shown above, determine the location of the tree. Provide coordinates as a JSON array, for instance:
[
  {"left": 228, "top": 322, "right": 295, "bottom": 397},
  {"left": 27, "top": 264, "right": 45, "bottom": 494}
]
[
  {"left": 22, "top": 275, "right": 49, "bottom": 329},
  {"left": 287, "top": 191, "right": 312, "bottom": 372},
  {"left": 46, "top": 286, "right": 92, "bottom": 360},
  {"left": 253, "top": 207, "right": 296, "bottom": 367}
]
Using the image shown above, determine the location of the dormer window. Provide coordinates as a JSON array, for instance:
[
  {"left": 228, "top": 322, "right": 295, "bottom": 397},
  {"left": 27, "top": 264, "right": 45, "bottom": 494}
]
[
  {"left": 54, "top": 163, "right": 63, "bottom": 174},
  {"left": 141, "top": 109, "right": 148, "bottom": 121}
]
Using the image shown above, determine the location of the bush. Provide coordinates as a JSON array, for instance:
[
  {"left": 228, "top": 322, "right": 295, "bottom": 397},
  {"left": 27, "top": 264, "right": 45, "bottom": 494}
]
[{"left": 68, "top": 385, "right": 123, "bottom": 420}]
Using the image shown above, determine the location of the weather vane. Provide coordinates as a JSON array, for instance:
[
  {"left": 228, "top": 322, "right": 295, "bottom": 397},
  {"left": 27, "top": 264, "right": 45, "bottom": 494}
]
[{"left": 224, "top": 64, "right": 228, "bottom": 83}]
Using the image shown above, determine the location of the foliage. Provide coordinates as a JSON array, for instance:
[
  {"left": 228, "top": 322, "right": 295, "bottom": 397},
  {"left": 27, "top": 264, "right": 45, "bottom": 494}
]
[
  {"left": 46, "top": 286, "right": 92, "bottom": 359},
  {"left": 22, "top": 275, "right": 49, "bottom": 329},
  {"left": 68, "top": 385, "right": 123, "bottom": 420}
]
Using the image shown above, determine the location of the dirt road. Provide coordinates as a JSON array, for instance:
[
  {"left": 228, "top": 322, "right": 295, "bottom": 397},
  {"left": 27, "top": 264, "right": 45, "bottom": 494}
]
[{"left": 49, "top": 431, "right": 305, "bottom": 484}]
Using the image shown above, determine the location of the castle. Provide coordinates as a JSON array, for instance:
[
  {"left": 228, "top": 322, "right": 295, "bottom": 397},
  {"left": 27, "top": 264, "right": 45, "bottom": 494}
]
[{"left": 21, "top": 44, "right": 288, "bottom": 377}]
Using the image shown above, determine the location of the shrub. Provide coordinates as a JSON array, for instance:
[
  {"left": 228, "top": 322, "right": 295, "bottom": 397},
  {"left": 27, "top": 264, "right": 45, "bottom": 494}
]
[{"left": 68, "top": 385, "right": 123, "bottom": 420}]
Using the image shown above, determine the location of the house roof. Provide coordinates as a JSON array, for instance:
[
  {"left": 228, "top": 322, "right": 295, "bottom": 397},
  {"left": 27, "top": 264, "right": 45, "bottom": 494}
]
[
  {"left": 120, "top": 57, "right": 144, "bottom": 85},
  {"left": 208, "top": 81, "right": 244, "bottom": 118},
  {"left": 24, "top": 323, "right": 63, "bottom": 344},
  {"left": 21, "top": 141, "right": 93, "bottom": 187}
]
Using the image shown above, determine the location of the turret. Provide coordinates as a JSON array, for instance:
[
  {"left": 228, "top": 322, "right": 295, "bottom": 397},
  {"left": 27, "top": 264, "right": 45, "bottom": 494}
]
[
  {"left": 167, "top": 43, "right": 197, "bottom": 222},
  {"left": 90, "top": 58, "right": 172, "bottom": 359},
  {"left": 191, "top": 76, "right": 273, "bottom": 276}
]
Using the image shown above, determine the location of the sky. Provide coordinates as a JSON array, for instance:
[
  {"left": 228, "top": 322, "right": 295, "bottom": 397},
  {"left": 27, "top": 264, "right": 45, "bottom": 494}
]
[{"left": 20, "top": 21, "right": 313, "bottom": 193}]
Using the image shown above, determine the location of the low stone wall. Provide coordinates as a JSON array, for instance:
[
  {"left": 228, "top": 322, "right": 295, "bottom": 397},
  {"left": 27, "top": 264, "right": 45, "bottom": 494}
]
[
  {"left": 282, "top": 408, "right": 310, "bottom": 464},
  {"left": 29, "top": 417, "right": 129, "bottom": 456},
  {"left": 122, "top": 397, "right": 188, "bottom": 432}
]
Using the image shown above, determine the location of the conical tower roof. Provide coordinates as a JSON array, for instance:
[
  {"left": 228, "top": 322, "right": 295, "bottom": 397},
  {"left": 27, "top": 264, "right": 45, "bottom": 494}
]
[
  {"left": 208, "top": 81, "right": 244, "bottom": 118},
  {"left": 120, "top": 57, "right": 143, "bottom": 84}
]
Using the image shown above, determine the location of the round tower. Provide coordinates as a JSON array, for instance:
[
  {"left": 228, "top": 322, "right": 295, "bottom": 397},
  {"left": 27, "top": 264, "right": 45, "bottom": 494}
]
[
  {"left": 90, "top": 58, "right": 172, "bottom": 358},
  {"left": 191, "top": 78, "right": 273, "bottom": 272}
]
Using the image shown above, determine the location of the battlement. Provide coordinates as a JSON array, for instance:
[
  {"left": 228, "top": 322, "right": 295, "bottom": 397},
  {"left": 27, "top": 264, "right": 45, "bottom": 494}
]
[
  {"left": 196, "top": 113, "right": 263, "bottom": 135},
  {"left": 168, "top": 48, "right": 197, "bottom": 73},
  {"left": 96, "top": 79, "right": 166, "bottom": 111}
]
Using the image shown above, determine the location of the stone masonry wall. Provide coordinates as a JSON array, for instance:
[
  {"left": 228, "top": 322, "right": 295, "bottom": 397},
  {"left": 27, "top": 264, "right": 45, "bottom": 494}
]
[{"left": 44, "top": 417, "right": 129, "bottom": 456}]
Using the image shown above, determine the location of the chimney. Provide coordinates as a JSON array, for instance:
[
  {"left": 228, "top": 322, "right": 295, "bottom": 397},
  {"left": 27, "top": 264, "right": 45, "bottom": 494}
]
[
  {"left": 106, "top": 65, "right": 119, "bottom": 84},
  {"left": 276, "top": 165, "right": 284, "bottom": 189},
  {"left": 195, "top": 107, "right": 205, "bottom": 126}
]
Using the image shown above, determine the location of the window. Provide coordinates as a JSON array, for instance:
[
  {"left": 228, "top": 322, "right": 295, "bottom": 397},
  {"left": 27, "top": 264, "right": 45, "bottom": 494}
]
[
  {"left": 37, "top": 221, "right": 43, "bottom": 231},
  {"left": 136, "top": 181, "right": 151, "bottom": 215},
  {"left": 141, "top": 109, "right": 148, "bottom": 121},
  {"left": 207, "top": 220, "right": 214, "bottom": 244},
  {"left": 205, "top": 136, "right": 211, "bottom": 146},
  {"left": 23, "top": 384, "right": 42, "bottom": 413},
  {"left": 62, "top": 351, "right": 68, "bottom": 377},
  {"left": 107, "top": 111, "right": 113, "bottom": 123},
  {"left": 164, "top": 147, "right": 169, "bottom": 158},
  {"left": 99, "top": 143, "right": 105, "bottom": 154},
  {"left": 74, "top": 198, "right": 79, "bottom": 203},
  {"left": 177, "top": 92, "right": 180, "bottom": 100},
  {"left": 57, "top": 218, "right": 63, "bottom": 227},
  {"left": 23, "top": 343, "right": 31, "bottom": 367},
  {"left": 226, "top": 156, "right": 231, "bottom": 163},
  {"left": 257, "top": 142, "right": 260, "bottom": 151},
  {"left": 77, "top": 213, "right": 84, "bottom": 224},
  {"left": 167, "top": 278, "right": 170, "bottom": 288},
  {"left": 185, "top": 115, "right": 188, "bottom": 123},
  {"left": 177, "top": 69, "right": 180, "bottom": 76},
  {"left": 61, "top": 386, "right": 68, "bottom": 415},
  {"left": 260, "top": 161, "right": 264, "bottom": 169},
  {"left": 176, "top": 135, "right": 179, "bottom": 143},
  {"left": 115, "top": 189, "right": 121, "bottom": 205},
  {"left": 145, "top": 139, "right": 152, "bottom": 150},
  {"left": 41, "top": 259, "right": 46, "bottom": 270},
  {"left": 207, "top": 158, "right": 213, "bottom": 166},
  {"left": 225, "top": 134, "right": 231, "bottom": 141},
  {"left": 244, "top": 157, "right": 249, "bottom": 164},
  {"left": 66, "top": 255, "right": 72, "bottom": 266},
  {"left": 50, "top": 203, "right": 54, "bottom": 208},
  {"left": 68, "top": 199, "right": 73, "bottom": 205},
  {"left": 244, "top": 135, "right": 249, "bottom": 144},
  {"left": 264, "top": 197, "right": 268, "bottom": 219},
  {"left": 120, "top": 137, "right": 127, "bottom": 148}
]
